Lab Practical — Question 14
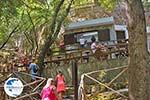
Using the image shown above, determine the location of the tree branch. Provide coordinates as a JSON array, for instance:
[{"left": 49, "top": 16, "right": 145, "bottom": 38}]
[
  {"left": 23, "top": 25, "right": 33, "bottom": 45},
  {"left": 50, "top": 0, "right": 65, "bottom": 33},
  {"left": 20, "top": 0, "right": 32, "bottom": 9},
  {"left": 27, "top": 10, "right": 39, "bottom": 54},
  {"left": 0, "top": 25, "right": 19, "bottom": 49},
  {"left": 44, "top": 0, "right": 50, "bottom": 9},
  {"left": 40, "top": 0, "right": 67, "bottom": 51},
  {"left": 50, "top": 0, "right": 74, "bottom": 45}
]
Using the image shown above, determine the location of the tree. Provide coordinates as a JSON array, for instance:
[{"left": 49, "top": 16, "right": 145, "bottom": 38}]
[
  {"left": 37, "top": 0, "right": 74, "bottom": 76},
  {"left": 126, "top": 0, "right": 150, "bottom": 99},
  {"left": 0, "top": 0, "right": 71, "bottom": 54}
]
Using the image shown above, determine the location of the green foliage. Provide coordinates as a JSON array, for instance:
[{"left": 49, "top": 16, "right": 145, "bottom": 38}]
[
  {"left": 73, "top": 0, "right": 118, "bottom": 11},
  {"left": 99, "top": 0, "right": 118, "bottom": 11},
  {"left": 0, "top": 0, "right": 121, "bottom": 50},
  {"left": 73, "top": 0, "right": 93, "bottom": 6},
  {"left": 143, "top": 0, "right": 150, "bottom": 9},
  {"left": 0, "top": 0, "right": 147, "bottom": 50},
  {"left": 0, "top": 0, "right": 73, "bottom": 51},
  {"left": 98, "top": 71, "right": 107, "bottom": 83},
  {"left": 89, "top": 93, "right": 120, "bottom": 100},
  {"left": 0, "top": 32, "right": 6, "bottom": 44}
]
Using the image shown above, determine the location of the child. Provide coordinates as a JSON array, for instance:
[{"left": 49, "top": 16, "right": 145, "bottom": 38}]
[{"left": 55, "top": 71, "right": 66, "bottom": 100}]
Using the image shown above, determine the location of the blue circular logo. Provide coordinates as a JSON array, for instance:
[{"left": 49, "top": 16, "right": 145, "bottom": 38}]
[{"left": 4, "top": 78, "right": 24, "bottom": 97}]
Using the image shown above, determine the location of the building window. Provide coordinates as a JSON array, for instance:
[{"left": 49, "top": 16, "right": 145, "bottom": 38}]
[
  {"left": 76, "top": 31, "right": 98, "bottom": 43},
  {"left": 98, "top": 29, "right": 110, "bottom": 41},
  {"left": 116, "top": 30, "right": 126, "bottom": 40},
  {"left": 64, "top": 34, "right": 76, "bottom": 45}
]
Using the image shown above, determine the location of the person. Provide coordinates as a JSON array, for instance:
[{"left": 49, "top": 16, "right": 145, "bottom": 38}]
[
  {"left": 55, "top": 71, "right": 66, "bottom": 100},
  {"left": 59, "top": 40, "right": 65, "bottom": 50},
  {"left": 91, "top": 36, "right": 98, "bottom": 53},
  {"left": 29, "top": 58, "right": 39, "bottom": 81},
  {"left": 41, "top": 78, "right": 57, "bottom": 100},
  {"left": 21, "top": 55, "right": 29, "bottom": 67},
  {"left": 84, "top": 40, "right": 88, "bottom": 48},
  {"left": 79, "top": 38, "right": 85, "bottom": 48}
]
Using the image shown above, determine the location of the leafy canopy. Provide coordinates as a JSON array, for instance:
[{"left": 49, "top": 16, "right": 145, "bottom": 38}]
[{"left": 0, "top": 0, "right": 131, "bottom": 49}]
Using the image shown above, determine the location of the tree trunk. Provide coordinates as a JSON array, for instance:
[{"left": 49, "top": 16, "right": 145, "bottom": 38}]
[
  {"left": 127, "top": 0, "right": 150, "bottom": 99},
  {"left": 37, "top": 0, "right": 74, "bottom": 76},
  {"left": 37, "top": 35, "right": 52, "bottom": 76}
]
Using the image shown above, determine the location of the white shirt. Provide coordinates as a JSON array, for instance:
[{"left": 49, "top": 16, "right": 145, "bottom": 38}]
[
  {"left": 79, "top": 39, "right": 85, "bottom": 45},
  {"left": 91, "top": 42, "right": 97, "bottom": 53}
]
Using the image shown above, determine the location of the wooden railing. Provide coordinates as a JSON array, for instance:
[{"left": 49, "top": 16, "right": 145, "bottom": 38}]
[
  {"left": 45, "top": 41, "right": 128, "bottom": 63},
  {"left": 78, "top": 66, "right": 128, "bottom": 100},
  {"left": 0, "top": 65, "right": 27, "bottom": 74},
  {"left": 0, "top": 72, "right": 46, "bottom": 100},
  {"left": 0, "top": 39, "right": 128, "bottom": 73}
]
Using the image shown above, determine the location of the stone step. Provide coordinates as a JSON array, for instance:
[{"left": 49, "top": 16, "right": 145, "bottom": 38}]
[{"left": 63, "top": 95, "right": 73, "bottom": 100}]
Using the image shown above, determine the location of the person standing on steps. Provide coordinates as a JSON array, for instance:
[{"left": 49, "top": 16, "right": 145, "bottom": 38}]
[
  {"left": 55, "top": 71, "right": 66, "bottom": 100},
  {"left": 29, "top": 58, "right": 39, "bottom": 81},
  {"left": 41, "top": 78, "right": 57, "bottom": 100}
]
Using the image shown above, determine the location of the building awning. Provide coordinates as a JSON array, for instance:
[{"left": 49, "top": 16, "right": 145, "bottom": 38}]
[{"left": 65, "top": 17, "right": 114, "bottom": 30}]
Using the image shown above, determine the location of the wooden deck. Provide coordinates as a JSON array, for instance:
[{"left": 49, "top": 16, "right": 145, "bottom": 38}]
[{"left": 45, "top": 42, "right": 128, "bottom": 63}]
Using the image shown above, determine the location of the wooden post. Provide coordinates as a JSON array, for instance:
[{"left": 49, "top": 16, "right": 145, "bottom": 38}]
[{"left": 72, "top": 60, "right": 78, "bottom": 100}]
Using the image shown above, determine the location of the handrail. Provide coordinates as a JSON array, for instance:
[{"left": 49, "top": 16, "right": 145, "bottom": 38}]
[{"left": 78, "top": 66, "right": 128, "bottom": 99}]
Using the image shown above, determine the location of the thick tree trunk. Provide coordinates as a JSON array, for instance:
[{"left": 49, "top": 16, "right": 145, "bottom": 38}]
[
  {"left": 37, "top": 0, "right": 65, "bottom": 76},
  {"left": 38, "top": 35, "right": 52, "bottom": 76},
  {"left": 127, "top": 0, "right": 150, "bottom": 99}
]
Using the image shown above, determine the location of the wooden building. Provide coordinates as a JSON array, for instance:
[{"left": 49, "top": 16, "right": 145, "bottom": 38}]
[{"left": 64, "top": 17, "right": 117, "bottom": 49}]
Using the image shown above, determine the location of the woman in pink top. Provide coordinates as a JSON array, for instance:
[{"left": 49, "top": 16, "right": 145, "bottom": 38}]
[
  {"left": 55, "top": 71, "right": 65, "bottom": 100},
  {"left": 41, "top": 78, "right": 56, "bottom": 100}
]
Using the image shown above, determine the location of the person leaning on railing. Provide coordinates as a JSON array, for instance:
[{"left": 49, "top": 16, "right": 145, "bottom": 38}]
[{"left": 91, "top": 36, "right": 99, "bottom": 53}]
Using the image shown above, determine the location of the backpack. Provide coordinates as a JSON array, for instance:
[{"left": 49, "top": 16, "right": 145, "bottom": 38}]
[{"left": 32, "top": 64, "right": 38, "bottom": 73}]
